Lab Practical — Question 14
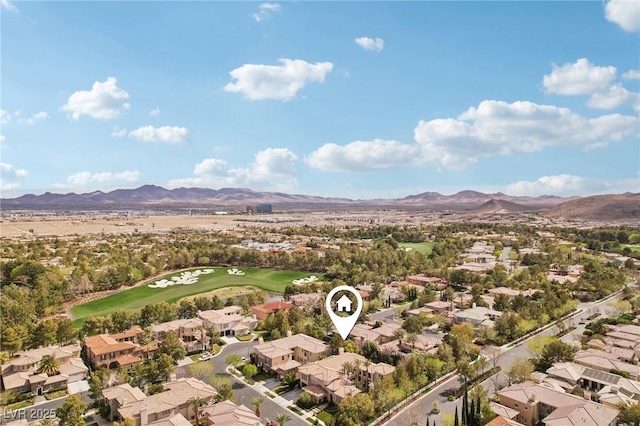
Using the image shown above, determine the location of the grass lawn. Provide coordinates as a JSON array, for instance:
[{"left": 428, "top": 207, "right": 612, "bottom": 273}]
[
  {"left": 236, "top": 334, "right": 253, "bottom": 342},
  {"left": 398, "top": 241, "right": 435, "bottom": 256},
  {"left": 624, "top": 244, "right": 640, "bottom": 252},
  {"left": 316, "top": 410, "right": 334, "bottom": 425},
  {"left": 71, "top": 268, "right": 322, "bottom": 327}
]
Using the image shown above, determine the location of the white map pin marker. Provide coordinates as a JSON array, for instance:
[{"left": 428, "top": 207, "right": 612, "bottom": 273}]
[{"left": 326, "top": 285, "right": 363, "bottom": 340}]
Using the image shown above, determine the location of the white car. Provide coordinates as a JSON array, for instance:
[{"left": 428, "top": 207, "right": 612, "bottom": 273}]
[{"left": 198, "top": 354, "right": 212, "bottom": 361}]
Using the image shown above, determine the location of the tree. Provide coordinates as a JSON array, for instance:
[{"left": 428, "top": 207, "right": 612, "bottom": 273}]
[
  {"left": 156, "top": 330, "right": 186, "bottom": 363},
  {"left": 617, "top": 401, "right": 640, "bottom": 426},
  {"left": 335, "top": 393, "right": 375, "bottom": 426},
  {"left": 242, "top": 364, "right": 258, "bottom": 380},
  {"left": 282, "top": 371, "right": 298, "bottom": 388},
  {"left": 57, "top": 394, "right": 86, "bottom": 426},
  {"left": 209, "top": 375, "right": 234, "bottom": 402},
  {"left": 156, "top": 353, "right": 175, "bottom": 381},
  {"left": 506, "top": 357, "right": 533, "bottom": 384},
  {"left": 35, "top": 319, "right": 58, "bottom": 347},
  {"left": 1, "top": 327, "right": 22, "bottom": 355},
  {"left": 56, "top": 319, "right": 77, "bottom": 345},
  {"left": 361, "top": 340, "right": 381, "bottom": 362},
  {"left": 37, "top": 355, "right": 60, "bottom": 376},
  {"left": 189, "top": 361, "right": 214, "bottom": 382},
  {"left": 274, "top": 413, "right": 291, "bottom": 426},
  {"left": 113, "top": 419, "right": 136, "bottom": 426},
  {"left": 225, "top": 354, "right": 243, "bottom": 369},
  {"left": 251, "top": 397, "right": 263, "bottom": 417},
  {"left": 527, "top": 336, "right": 556, "bottom": 363},
  {"left": 188, "top": 396, "right": 206, "bottom": 426},
  {"left": 608, "top": 300, "right": 632, "bottom": 318},
  {"left": 538, "top": 340, "right": 575, "bottom": 370}
]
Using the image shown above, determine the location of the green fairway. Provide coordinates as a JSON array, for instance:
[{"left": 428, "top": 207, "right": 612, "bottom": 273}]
[
  {"left": 398, "top": 241, "right": 435, "bottom": 256},
  {"left": 624, "top": 244, "right": 640, "bottom": 253},
  {"left": 71, "top": 268, "right": 322, "bottom": 327}
]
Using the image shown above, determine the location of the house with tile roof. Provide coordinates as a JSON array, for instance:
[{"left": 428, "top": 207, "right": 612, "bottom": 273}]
[
  {"left": 250, "top": 301, "right": 292, "bottom": 321},
  {"left": 151, "top": 318, "right": 210, "bottom": 353},
  {"left": 108, "top": 378, "right": 217, "bottom": 426},
  {"left": 84, "top": 327, "right": 155, "bottom": 370},
  {"left": 495, "top": 381, "right": 618, "bottom": 426},
  {"left": 252, "top": 333, "right": 330, "bottom": 378},
  {"left": 201, "top": 400, "right": 261, "bottom": 426},
  {"left": 197, "top": 306, "right": 258, "bottom": 337},
  {"left": 0, "top": 345, "right": 87, "bottom": 395},
  {"left": 297, "top": 350, "right": 395, "bottom": 404}
]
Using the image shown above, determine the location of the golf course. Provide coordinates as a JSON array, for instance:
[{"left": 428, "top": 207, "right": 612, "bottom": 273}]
[{"left": 70, "top": 268, "right": 323, "bottom": 326}]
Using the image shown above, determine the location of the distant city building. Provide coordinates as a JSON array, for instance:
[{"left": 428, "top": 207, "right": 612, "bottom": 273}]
[{"left": 256, "top": 204, "right": 272, "bottom": 214}]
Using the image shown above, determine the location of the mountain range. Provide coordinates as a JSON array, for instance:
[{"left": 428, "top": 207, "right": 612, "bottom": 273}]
[{"left": 1, "top": 185, "right": 638, "bottom": 220}]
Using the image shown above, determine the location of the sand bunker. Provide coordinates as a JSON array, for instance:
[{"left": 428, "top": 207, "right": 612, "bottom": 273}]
[
  {"left": 227, "top": 268, "right": 245, "bottom": 275},
  {"left": 292, "top": 276, "right": 318, "bottom": 285},
  {"left": 149, "top": 269, "right": 214, "bottom": 288}
]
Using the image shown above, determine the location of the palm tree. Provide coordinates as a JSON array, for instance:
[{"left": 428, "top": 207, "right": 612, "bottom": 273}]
[
  {"left": 274, "top": 413, "right": 291, "bottom": 426},
  {"left": 341, "top": 361, "right": 354, "bottom": 379},
  {"left": 187, "top": 396, "right": 206, "bottom": 426},
  {"left": 36, "top": 355, "right": 60, "bottom": 376},
  {"left": 393, "top": 328, "right": 406, "bottom": 342},
  {"left": 362, "top": 359, "right": 372, "bottom": 389},
  {"left": 251, "top": 397, "right": 263, "bottom": 417}
]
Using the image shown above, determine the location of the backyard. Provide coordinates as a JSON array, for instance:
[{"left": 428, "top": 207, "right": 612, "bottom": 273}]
[{"left": 71, "top": 268, "right": 324, "bottom": 326}]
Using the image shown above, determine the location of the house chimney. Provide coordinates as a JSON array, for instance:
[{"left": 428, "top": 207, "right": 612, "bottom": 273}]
[
  {"left": 530, "top": 392, "right": 537, "bottom": 402},
  {"left": 286, "top": 330, "right": 292, "bottom": 337},
  {"left": 258, "top": 337, "right": 264, "bottom": 344},
  {"left": 140, "top": 406, "right": 148, "bottom": 426},
  {"left": 338, "top": 347, "right": 345, "bottom": 355},
  {"left": 472, "top": 302, "right": 476, "bottom": 309}
]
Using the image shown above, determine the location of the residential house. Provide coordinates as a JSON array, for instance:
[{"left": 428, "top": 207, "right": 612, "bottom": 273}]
[
  {"left": 573, "top": 349, "right": 640, "bottom": 380},
  {"left": 198, "top": 306, "right": 258, "bottom": 337},
  {"left": 84, "top": 327, "right": 155, "bottom": 370},
  {"left": 1, "top": 345, "right": 87, "bottom": 396},
  {"left": 297, "top": 351, "right": 395, "bottom": 404},
  {"left": 495, "top": 381, "right": 618, "bottom": 426},
  {"left": 201, "top": 400, "right": 261, "bottom": 426},
  {"left": 289, "top": 292, "right": 323, "bottom": 309},
  {"left": 454, "top": 305, "right": 503, "bottom": 327},
  {"left": 147, "top": 414, "right": 193, "bottom": 426},
  {"left": 406, "top": 306, "right": 434, "bottom": 317},
  {"left": 252, "top": 333, "right": 330, "bottom": 377},
  {"left": 349, "top": 323, "right": 401, "bottom": 347},
  {"left": 250, "top": 301, "right": 292, "bottom": 321},
  {"left": 424, "top": 301, "right": 454, "bottom": 315},
  {"left": 152, "top": 318, "right": 209, "bottom": 353},
  {"left": 405, "top": 274, "right": 447, "bottom": 289},
  {"left": 107, "top": 378, "right": 217, "bottom": 426},
  {"left": 380, "top": 334, "right": 442, "bottom": 357}
]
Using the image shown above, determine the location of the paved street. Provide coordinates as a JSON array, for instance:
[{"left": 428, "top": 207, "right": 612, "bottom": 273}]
[
  {"left": 1, "top": 392, "right": 92, "bottom": 425},
  {"left": 176, "top": 340, "right": 308, "bottom": 426},
  {"left": 384, "top": 288, "right": 629, "bottom": 426}
]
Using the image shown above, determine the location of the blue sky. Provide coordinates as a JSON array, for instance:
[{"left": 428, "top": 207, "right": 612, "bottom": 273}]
[{"left": 1, "top": 0, "right": 639, "bottom": 199}]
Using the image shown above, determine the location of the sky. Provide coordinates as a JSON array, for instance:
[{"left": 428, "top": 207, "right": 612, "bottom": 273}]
[{"left": 1, "top": 0, "right": 639, "bottom": 199}]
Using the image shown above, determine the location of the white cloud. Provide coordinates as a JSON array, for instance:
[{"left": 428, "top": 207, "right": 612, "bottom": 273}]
[
  {"left": 111, "top": 125, "right": 127, "bottom": 138},
  {"left": 253, "top": 2, "right": 281, "bottom": 22},
  {"left": 149, "top": 106, "right": 160, "bottom": 116},
  {"left": 0, "top": 109, "right": 22, "bottom": 125},
  {"left": 506, "top": 174, "right": 640, "bottom": 196},
  {"left": 413, "top": 100, "right": 639, "bottom": 168},
  {"left": 66, "top": 170, "right": 141, "bottom": 186},
  {"left": 306, "top": 140, "right": 418, "bottom": 172},
  {"left": 587, "top": 83, "right": 640, "bottom": 111},
  {"left": 1, "top": 0, "right": 17, "bottom": 12},
  {"left": 0, "top": 162, "right": 28, "bottom": 190},
  {"left": 605, "top": 0, "right": 640, "bottom": 32},
  {"left": 223, "top": 59, "right": 333, "bottom": 101},
  {"left": 129, "top": 125, "right": 189, "bottom": 144},
  {"left": 61, "top": 77, "right": 130, "bottom": 120},
  {"left": 18, "top": 111, "right": 49, "bottom": 126},
  {"left": 622, "top": 69, "right": 640, "bottom": 80},
  {"left": 354, "top": 37, "right": 384, "bottom": 52},
  {"left": 542, "top": 58, "right": 617, "bottom": 95},
  {"left": 305, "top": 100, "right": 639, "bottom": 173},
  {"left": 167, "top": 147, "right": 298, "bottom": 191}
]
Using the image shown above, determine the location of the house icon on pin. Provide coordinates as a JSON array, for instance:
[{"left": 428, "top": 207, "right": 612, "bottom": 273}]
[{"left": 336, "top": 295, "right": 352, "bottom": 312}]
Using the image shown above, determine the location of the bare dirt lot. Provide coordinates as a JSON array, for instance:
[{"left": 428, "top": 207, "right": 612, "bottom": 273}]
[{"left": 0, "top": 214, "right": 240, "bottom": 239}]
